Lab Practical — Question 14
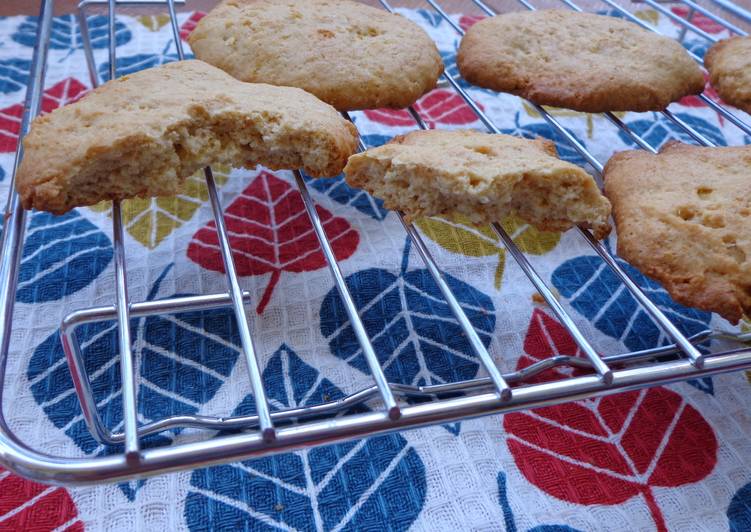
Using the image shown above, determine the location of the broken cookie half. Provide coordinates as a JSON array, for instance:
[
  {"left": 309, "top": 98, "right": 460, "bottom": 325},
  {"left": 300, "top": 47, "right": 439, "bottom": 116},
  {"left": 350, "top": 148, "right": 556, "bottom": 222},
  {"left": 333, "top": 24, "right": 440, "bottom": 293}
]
[
  {"left": 16, "top": 59, "right": 358, "bottom": 214},
  {"left": 344, "top": 129, "right": 611, "bottom": 239}
]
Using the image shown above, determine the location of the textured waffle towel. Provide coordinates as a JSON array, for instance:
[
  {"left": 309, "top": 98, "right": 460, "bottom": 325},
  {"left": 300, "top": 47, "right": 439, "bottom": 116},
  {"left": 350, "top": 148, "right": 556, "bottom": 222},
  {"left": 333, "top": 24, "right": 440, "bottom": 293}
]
[{"left": 0, "top": 6, "right": 750, "bottom": 532}]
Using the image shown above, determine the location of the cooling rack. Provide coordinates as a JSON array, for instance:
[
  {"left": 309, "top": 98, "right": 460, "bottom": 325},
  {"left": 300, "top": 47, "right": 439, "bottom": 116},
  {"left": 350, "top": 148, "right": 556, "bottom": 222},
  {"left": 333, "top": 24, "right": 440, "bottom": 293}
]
[{"left": 0, "top": 0, "right": 750, "bottom": 485}]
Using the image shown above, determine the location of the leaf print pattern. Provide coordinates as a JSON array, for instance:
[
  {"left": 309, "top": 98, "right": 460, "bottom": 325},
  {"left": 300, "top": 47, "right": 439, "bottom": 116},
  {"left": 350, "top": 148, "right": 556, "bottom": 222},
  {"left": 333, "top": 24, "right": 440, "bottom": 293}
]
[
  {"left": 180, "top": 11, "right": 206, "bottom": 41},
  {"left": 497, "top": 472, "right": 583, "bottom": 532},
  {"left": 551, "top": 251, "right": 711, "bottom": 351},
  {"left": 417, "top": 214, "right": 560, "bottom": 288},
  {"left": 188, "top": 170, "right": 359, "bottom": 313},
  {"left": 320, "top": 238, "right": 494, "bottom": 388},
  {"left": 137, "top": 15, "right": 171, "bottom": 32},
  {"left": 98, "top": 42, "right": 189, "bottom": 80},
  {"left": 185, "top": 344, "right": 427, "bottom": 531},
  {"left": 0, "top": 77, "right": 88, "bottom": 153},
  {"left": 0, "top": 468, "right": 83, "bottom": 532},
  {"left": 15, "top": 210, "right": 113, "bottom": 303},
  {"left": 670, "top": 6, "right": 727, "bottom": 34},
  {"left": 89, "top": 165, "right": 230, "bottom": 249},
  {"left": 505, "top": 309, "right": 717, "bottom": 532},
  {"left": 728, "top": 482, "right": 751, "bottom": 532},
  {"left": 27, "top": 266, "right": 244, "bottom": 498},
  {"left": 0, "top": 58, "right": 32, "bottom": 95},
  {"left": 12, "top": 15, "right": 131, "bottom": 51},
  {"left": 617, "top": 112, "right": 726, "bottom": 149},
  {"left": 363, "top": 88, "right": 483, "bottom": 127}
]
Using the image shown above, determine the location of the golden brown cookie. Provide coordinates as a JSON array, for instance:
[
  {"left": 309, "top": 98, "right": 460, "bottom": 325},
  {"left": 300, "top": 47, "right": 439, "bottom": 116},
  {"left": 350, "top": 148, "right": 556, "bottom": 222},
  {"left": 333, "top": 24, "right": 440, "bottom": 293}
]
[
  {"left": 604, "top": 142, "right": 751, "bottom": 324},
  {"left": 16, "top": 60, "right": 358, "bottom": 214},
  {"left": 457, "top": 10, "right": 704, "bottom": 112},
  {"left": 705, "top": 36, "right": 751, "bottom": 114},
  {"left": 188, "top": 0, "right": 443, "bottom": 111},
  {"left": 344, "top": 129, "right": 611, "bottom": 238}
]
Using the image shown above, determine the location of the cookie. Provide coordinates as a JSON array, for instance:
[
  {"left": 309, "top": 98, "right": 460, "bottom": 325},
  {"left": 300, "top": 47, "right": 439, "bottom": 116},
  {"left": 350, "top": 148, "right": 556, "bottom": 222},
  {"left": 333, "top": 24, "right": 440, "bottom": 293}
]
[
  {"left": 705, "top": 36, "right": 751, "bottom": 114},
  {"left": 344, "top": 129, "right": 611, "bottom": 238},
  {"left": 604, "top": 142, "right": 751, "bottom": 324},
  {"left": 457, "top": 10, "right": 704, "bottom": 112},
  {"left": 16, "top": 60, "right": 358, "bottom": 214},
  {"left": 188, "top": 0, "right": 443, "bottom": 111}
]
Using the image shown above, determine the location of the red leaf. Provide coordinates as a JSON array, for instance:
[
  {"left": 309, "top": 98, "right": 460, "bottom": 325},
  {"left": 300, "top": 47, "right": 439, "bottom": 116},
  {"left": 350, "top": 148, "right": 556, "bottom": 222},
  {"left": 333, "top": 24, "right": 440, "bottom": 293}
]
[
  {"left": 0, "top": 468, "right": 82, "bottom": 531},
  {"left": 363, "top": 88, "right": 483, "bottom": 128},
  {"left": 459, "top": 14, "right": 485, "bottom": 31},
  {"left": 678, "top": 73, "right": 722, "bottom": 107},
  {"left": 504, "top": 309, "right": 717, "bottom": 532},
  {"left": 0, "top": 77, "right": 88, "bottom": 153},
  {"left": 670, "top": 6, "right": 726, "bottom": 34},
  {"left": 187, "top": 171, "right": 359, "bottom": 314},
  {"left": 180, "top": 11, "right": 206, "bottom": 41}
]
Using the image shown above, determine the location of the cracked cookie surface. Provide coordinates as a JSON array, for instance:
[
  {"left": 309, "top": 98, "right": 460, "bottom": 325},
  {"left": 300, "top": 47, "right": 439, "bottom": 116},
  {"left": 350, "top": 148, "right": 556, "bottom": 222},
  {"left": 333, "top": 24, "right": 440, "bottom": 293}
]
[
  {"left": 16, "top": 60, "right": 358, "bottom": 214},
  {"left": 344, "top": 129, "right": 611, "bottom": 238}
]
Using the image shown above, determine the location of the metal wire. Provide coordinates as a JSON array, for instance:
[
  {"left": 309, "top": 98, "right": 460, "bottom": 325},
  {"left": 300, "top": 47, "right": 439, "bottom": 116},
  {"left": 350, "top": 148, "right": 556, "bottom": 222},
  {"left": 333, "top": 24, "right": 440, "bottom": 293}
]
[
  {"left": 679, "top": 0, "right": 748, "bottom": 35},
  {"left": 428, "top": 0, "right": 707, "bottom": 365},
  {"left": 164, "top": 0, "right": 277, "bottom": 441},
  {"left": 641, "top": 0, "right": 719, "bottom": 42},
  {"left": 0, "top": 0, "right": 749, "bottom": 485},
  {"left": 341, "top": 111, "right": 512, "bottom": 401},
  {"left": 708, "top": 0, "right": 751, "bottom": 24},
  {"left": 167, "top": 0, "right": 402, "bottom": 420},
  {"left": 104, "top": 0, "right": 141, "bottom": 458},
  {"left": 596, "top": 0, "right": 751, "bottom": 138}
]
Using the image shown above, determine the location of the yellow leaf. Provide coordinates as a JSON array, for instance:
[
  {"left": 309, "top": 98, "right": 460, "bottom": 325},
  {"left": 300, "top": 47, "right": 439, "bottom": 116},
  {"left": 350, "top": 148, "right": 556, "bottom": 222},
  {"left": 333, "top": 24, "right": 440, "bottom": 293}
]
[
  {"left": 89, "top": 165, "right": 230, "bottom": 249},
  {"left": 521, "top": 101, "right": 627, "bottom": 138},
  {"left": 416, "top": 214, "right": 560, "bottom": 289},
  {"left": 137, "top": 15, "right": 171, "bottom": 31},
  {"left": 500, "top": 215, "right": 560, "bottom": 255},
  {"left": 634, "top": 9, "right": 659, "bottom": 26}
]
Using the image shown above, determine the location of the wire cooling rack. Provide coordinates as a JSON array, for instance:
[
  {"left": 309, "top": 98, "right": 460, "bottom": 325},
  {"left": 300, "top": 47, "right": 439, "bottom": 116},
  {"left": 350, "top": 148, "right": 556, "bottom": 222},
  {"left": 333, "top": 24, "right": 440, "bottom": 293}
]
[{"left": 0, "top": 0, "right": 750, "bottom": 485}]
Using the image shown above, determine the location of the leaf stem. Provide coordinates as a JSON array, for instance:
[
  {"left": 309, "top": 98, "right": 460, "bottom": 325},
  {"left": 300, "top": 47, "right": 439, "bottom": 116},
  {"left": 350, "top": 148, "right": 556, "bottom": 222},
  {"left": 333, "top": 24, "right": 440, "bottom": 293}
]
[
  {"left": 256, "top": 270, "right": 281, "bottom": 314},
  {"left": 641, "top": 486, "right": 667, "bottom": 532}
]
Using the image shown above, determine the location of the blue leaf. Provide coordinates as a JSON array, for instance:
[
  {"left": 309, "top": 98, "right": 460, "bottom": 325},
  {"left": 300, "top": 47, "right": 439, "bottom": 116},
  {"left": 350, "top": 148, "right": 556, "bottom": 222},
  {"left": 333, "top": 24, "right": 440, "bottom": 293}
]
[
  {"left": 551, "top": 252, "right": 714, "bottom": 393},
  {"left": 687, "top": 377, "right": 714, "bottom": 394},
  {"left": 15, "top": 211, "right": 113, "bottom": 303},
  {"left": 728, "top": 482, "right": 751, "bottom": 532},
  {"left": 12, "top": 15, "right": 131, "bottom": 51},
  {"left": 683, "top": 39, "right": 709, "bottom": 59},
  {"left": 0, "top": 58, "right": 32, "bottom": 94},
  {"left": 320, "top": 240, "right": 494, "bottom": 435},
  {"left": 306, "top": 133, "right": 392, "bottom": 220},
  {"left": 98, "top": 45, "right": 193, "bottom": 81},
  {"left": 415, "top": 8, "right": 445, "bottom": 28},
  {"left": 498, "top": 472, "right": 583, "bottom": 532},
  {"left": 321, "top": 242, "right": 495, "bottom": 387},
  {"left": 442, "top": 50, "right": 472, "bottom": 90},
  {"left": 595, "top": 8, "right": 628, "bottom": 19},
  {"left": 442, "top": 422, "right": 461, "bottom": 435},
  {"left": 503, "top": 112, "right": 591, "bottom": 167},
  {"left": 361, "top": 134, "right": 392, "bottom": 148},
  {"left": 27, "top": 268, "right": 244, "bottom": 497},
  {"left": 308, "top": 174, "right": 389, "bottom": 221},
  {"left": 185, "top": 344, "right": 427, "bottom": 531},
  {"left": 618, "top": 112, "right": 727, "bottom": 149}
]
